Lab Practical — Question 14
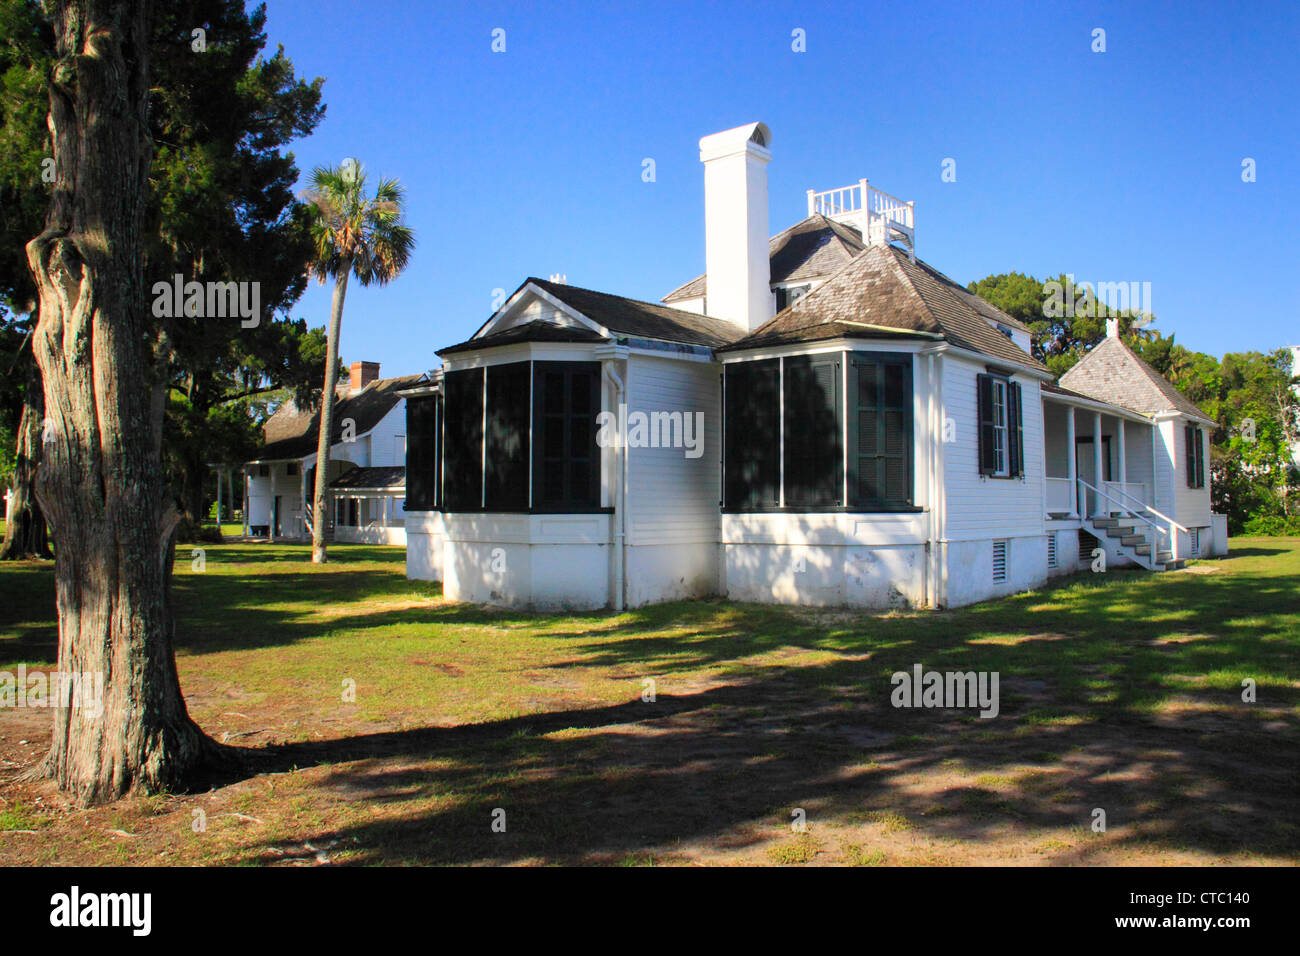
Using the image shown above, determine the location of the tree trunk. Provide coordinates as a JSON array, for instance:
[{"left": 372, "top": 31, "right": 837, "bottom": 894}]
[
  {"left": 26, "top": 0, "right": 214, "bottom": 805},
  {"left": 0, "top": 356, "right": 52, "bottom": 560},
  {"left": 310, "top": 265, "right": 350, "bottom": 563}
]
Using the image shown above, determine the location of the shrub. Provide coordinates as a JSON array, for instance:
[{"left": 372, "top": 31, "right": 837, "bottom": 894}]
[{"left": 1241, "top": 514, "right": 1300, "bottom": 536}]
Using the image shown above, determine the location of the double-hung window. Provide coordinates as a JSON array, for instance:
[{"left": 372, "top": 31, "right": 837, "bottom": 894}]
[{"left": 978, "top": 372, "right": 1023, "bottom": 478}]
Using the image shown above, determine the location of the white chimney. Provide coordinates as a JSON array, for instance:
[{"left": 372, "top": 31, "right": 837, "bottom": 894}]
[{"left": 699, "top": 122, "right": 773, "bottom": 332}]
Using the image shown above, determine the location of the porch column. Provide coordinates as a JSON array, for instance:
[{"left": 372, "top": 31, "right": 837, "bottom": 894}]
[
  {"left": 1117, "top": 419, "right": 1127, "bottom": 502},
  {"left": 300, "top": 464, "right": 308, "bottom": 539},
  {"left": 1066, "top": 407, "right": 1077, "bottom": 518},
  {"left": 215, "top": 467, "right": 223, "bottom": 526},
  {"left": 1092, "top": 411, "right": 1104, "bottom": 517},
  {"left": 243, "top": 470, "right": 250, "bottom": 536}
]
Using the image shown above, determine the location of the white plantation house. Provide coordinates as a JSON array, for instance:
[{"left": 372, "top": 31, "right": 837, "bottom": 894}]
[
  {"left": 400, "top": 122, "right": 1226, "bottom": 610},
  {"left": 240, "top": 362, "right": 423, "bottom": 545}
]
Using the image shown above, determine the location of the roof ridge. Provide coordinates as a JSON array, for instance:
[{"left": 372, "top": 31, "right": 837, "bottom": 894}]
[{"left": 532, "top": 276, "right": 721, "bottom": 324}]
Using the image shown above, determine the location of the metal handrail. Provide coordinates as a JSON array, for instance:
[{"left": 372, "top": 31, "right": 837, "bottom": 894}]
[{"left": 1077, "top": 477, "right": 1184, "bottom": 563}]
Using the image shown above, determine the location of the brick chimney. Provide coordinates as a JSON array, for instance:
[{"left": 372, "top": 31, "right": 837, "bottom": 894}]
[{"left": 349, "top": 361, "right": 380, "bottom": 393}]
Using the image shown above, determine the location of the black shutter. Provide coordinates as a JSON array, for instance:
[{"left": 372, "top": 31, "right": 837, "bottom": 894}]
[
  {"left": 404, "top": 395, "right": 437, "bottom": 511},
  {"left": 484, "top": 362, "right": 531, "bottom": 510},
  {"left": 1198, "top": 430, "right": 1205, "bottom": 488},
  {"left": 783, "top": 355, "right": 842, "bottom": 508},
  {"left": 1007, "top": 381, "right": 1024, "bottom": 477},
  {"left": 1185, "top": 424, "right": 1195, "bottom": 487},
  {"left": 723, "top": 359, "right": 780, "bottom": 509},
  {"left": 443, "top": 367, "right": 485, "bottom": 510},
  {"left": 977, "top": 373, "right": 997, "bottom": 475},
  {"left": 849, "top": 354, "right": 913, "bottom": 508},
  {"left": 1190, "top": 426, "right": 1205, "bottom": 489},
  {"left": 533, "top": 362, "right": 600, "bottom": 510}
]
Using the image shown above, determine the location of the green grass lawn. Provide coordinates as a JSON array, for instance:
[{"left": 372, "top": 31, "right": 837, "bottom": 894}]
[{"left": 0, "top": 537, "right": 1297, "bottom": 866}]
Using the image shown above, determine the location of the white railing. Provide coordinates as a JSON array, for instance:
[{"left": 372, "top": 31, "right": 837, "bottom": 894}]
[
  {"left": 807, "top": 179, "right": 915, "bottom": 241},
  {"left": 865, "top": 184, "right": 914, "bottom": 229},
  {"left": 1045, "top": 477, "right": 1073, "bottom": 514},
  {"left": 1077, "top": 477, "right": 1188, "bottom": 564}
]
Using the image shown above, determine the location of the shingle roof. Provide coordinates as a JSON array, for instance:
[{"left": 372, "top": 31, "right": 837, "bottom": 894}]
[
  {"left": 717, "top": 243, "right": 1048, "bottom": 374},
  {"left": 439, "top": 278, "right": 745, "bottom": 354},
  {"left": 663, "top": 214, "right": 865, "bottom": 302},
  {"left": 1058, "top": 335, "right": 1214, "bottom": 422},
  {"left": 329, "top": 465, "right": 406, "bottom": 490},
  {"left": 531, "top": 277, "right": 744, "bottom": 347},
  {"left": 437, "top": 319, "right": 606, "bottom": 356},
  {"left": 252, "top": 373, "right": 425, "bottom": 462}
]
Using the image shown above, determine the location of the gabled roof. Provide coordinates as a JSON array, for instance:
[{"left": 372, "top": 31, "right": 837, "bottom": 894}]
[
  {"left": 252, "top": 373, "right": 425, "bottom": 462},
  {"left": 438, "top": 319, "right": 606, "bottom": 356},
  {"left": 717, "top": 243, "right": 1048, "bottom": 374},
  {"left": 439, "top": 277, "right": 745, "bottom": 355},
  {"left": 329, "top": 465, "right": 406, "bottom": 491},
  {"left": 1059, "top": 335, "right": 1214, "bottom": 423},
  {"left": 663, "top": 214, "right": 866, "bottom": 302}
]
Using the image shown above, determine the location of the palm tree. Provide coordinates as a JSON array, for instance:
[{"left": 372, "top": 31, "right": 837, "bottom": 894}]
[{"left": 303, "top": 159, "right": 415, "bottom": 563}]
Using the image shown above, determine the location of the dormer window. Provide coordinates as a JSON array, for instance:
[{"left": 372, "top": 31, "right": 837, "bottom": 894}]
[
  {"left": 995, "top": 323, "right": 1014, "bottom": 340},
  {"left": 775, "top": 284, "right": 810, "bottom": 312}
]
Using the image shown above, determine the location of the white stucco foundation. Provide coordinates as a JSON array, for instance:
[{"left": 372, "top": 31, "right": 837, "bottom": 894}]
[{"left": 721, "top": 512, "right": 928, "bottom": 609}]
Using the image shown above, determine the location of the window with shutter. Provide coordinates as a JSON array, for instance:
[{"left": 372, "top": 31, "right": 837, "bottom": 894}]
[
  {"left": 443, "top": 367, "right": 485, "bottom": 510},
  {"left": 1185, "top": 424, "right": 1205, "bottom": 488},
  {"left": 532, "top": 362, "right": 600, "bottom": 510},
  {"left": 1196, "top": 429, "right": 1205, "bottom": 488},
  {"left": 848, "top": 353, "right": 913, "bottom": 508},
  {"left": 783, "top": 355, "right": 843, "bottom": 508},
  {"left": 723, "top": 359, "right": 780, "bottom": 509},
  {"left": 484, "top": 362, "right": 530, "bottom": 510},
  {"left": 977, "top": 373, "right": 1019, "bottom": 478}
]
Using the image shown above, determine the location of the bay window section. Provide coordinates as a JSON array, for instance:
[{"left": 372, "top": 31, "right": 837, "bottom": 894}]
[
  {"left": 484, "top": 362, "right": 530, "bottom": 510},
  {"left": 442, "top": 367, "right": 484, "bottom": 511},
  {"left": 431, "top": 360, "right": 602, "bottom": 513},
  {"left": 723, "top": 351, "right": 915, "bottom": 512},
  {"left": 723, "top": 359, "right": 780, "bottom": 509},
  {"left": 848, "top": 353, "right": 913, "bottom": 508},
  {"left": 533, "top": 362, "right": 601, "bottom": 511},
  {"left": 783, "top": 354, "right": 843, "bottom": 507},
  {"left": 404, "top": 392, "right": 441, "bottom": 511}
]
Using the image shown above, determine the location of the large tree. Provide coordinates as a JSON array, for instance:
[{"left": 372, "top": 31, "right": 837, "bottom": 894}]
[
  {"left": 967, "top": 271, "right": 1156, "bottom": 377},
  {"left": 26, "top": 0, "right": 216, "bottom": 803},
  {"left": 303, "top": 160, "right": 414, "bottom": 563}
]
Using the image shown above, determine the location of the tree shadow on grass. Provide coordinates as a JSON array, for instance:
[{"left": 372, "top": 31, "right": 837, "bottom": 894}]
[
  {"left": 192, "top": 553, "right": 1299, "bottom": 864},
  {"left": 205, "top": 648, "right": 1299, "bottom": 865}
]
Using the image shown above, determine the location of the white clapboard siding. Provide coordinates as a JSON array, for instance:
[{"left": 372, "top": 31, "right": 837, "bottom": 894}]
[
  {"left": 365, "top": 401, "right": 407, "bottom": 467},
  {"left": 1164, "top": 417, "right": 1211, "bottom": 531},
  {"left": 624, "top": 354, "right": 722, "bottom": 546},
  {"left": 941, "top": 355, "right": 1046, "bottom": 541}
]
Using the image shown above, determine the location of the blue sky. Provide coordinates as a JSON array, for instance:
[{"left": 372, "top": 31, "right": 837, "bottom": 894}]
[{"left": 262, "top": 0, "right": 1299, "bottom": 378}]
